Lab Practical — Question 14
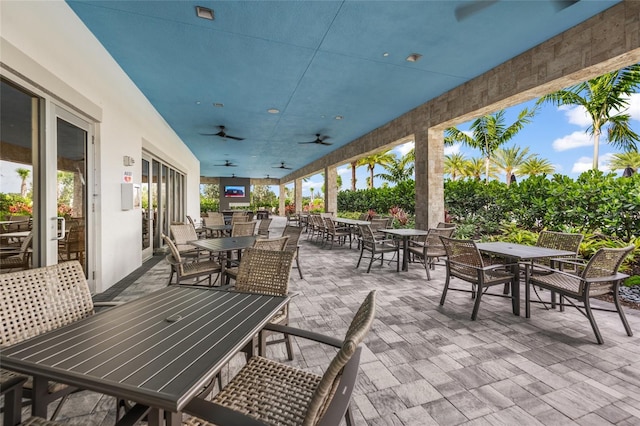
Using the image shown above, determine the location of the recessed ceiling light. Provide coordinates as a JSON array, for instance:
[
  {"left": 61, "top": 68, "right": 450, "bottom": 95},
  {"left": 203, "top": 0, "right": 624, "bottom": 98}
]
[
  {"left": 383, "top": 52, "right": 389, "bottom": 57},
  {"left": 406, "top": 53, "right": 422, "bottom": 62},
  {"left": 195, "top": 6, "right": 214, "bottom": 20},
  {"left": 267, "top": 108, "right": 280, "bottom": 114},
  {"left": 195, "top": 101, "right": 201, "bottom": 105},
  {"left": 213, "top": 102, "right": 224, "bottom": 108},
  {"left": 335, "top": 115, "right": 343, "bottom": 120}
]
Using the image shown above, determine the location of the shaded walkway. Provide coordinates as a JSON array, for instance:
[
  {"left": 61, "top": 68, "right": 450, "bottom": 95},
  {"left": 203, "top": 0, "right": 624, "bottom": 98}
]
[{"left": 31, "top": 216, "right": 640, "bottom": 425}]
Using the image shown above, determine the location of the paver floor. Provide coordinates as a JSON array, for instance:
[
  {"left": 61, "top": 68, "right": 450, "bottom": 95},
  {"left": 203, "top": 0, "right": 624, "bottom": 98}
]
[{"left": 14, "top": 216, "right": 640, "bottom": 425}]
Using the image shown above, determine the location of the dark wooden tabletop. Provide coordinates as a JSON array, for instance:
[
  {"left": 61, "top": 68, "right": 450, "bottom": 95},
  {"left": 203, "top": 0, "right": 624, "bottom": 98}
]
[
  {"left": 333, "top": 218, "right": 371, "bottom": 226},
  {"left": 189, "top": 235, "right": 256, "bottom": 252},
  {"left": 1, "top": 286, "right": 287, "bottom": 414},
  {"left": 380, "top": 228, "right": 429, "bottom": 237}
]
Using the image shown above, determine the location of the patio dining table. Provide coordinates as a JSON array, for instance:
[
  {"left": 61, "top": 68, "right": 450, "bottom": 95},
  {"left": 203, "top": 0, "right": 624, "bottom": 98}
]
[
  {"left": 0, "top": 286, "right": 288, "bottom": 425},
  {"left": 476, "top": 242, "right": 575, "bottom": 318},
  {"left": 380, "top": 228, "right": 429, "bottom": 272},
  {"left": 190, "top": 235, "right": 256, "bottom": 281}
]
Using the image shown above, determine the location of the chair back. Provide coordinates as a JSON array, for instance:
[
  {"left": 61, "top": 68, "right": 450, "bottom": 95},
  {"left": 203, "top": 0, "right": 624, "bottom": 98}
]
[
  {"left": 358, "top": 224, "right": 376, "bottom": 243},
  {"left": 425, "top": 227, "right": 455, "bottom": 249},
  {"left": 162, "top": 233, "right": 183, "bottom": 266},
  {"left": 257, "top": 218, "right": 272, "bottom": 236},
  {"left": 304, "top": 290, "right": 377, "bottom": 425},
  {"left": 323, "top": 216, "right": 337, "bottom": 232},
  {"left": 535, "top": 230, "right": 583, "bottom": 267},
  {"left": 204, "top": 214, "right": 225, "bottom": 227},
  {"left": 281, "top": 225, "right": 303, "bottom": 253},
  {"left": 440, "top": 236, "right": 484, "bottom": 279},
  {"left": 18, "top": 232, "right": 33, "bottom": 258},
  {"left": 232, "top": 221, "right": 257, "bottom": 237},
  {"left": 582, "top": 245, "right": 634, "bottom": 295},
  {"left": 186, "top": 215, "right": 198, "bottom": 228},
  {"left": 234, "top": 248, "right": 294, "bottom": 296},
  {"left": 369, "top": 218, "right": 388, "bottom": 233},
  {"left": 252, "top": 236, "right": 289, "bottom": 251},
  {"left": 66, "top": 223, "right": 85, "bottom": 256},
  {"left": 0, "top": 261, "right": 93, "bottom": 347},
  {"left": 170, "top": 224, "right": 198, "bottom": 251}
]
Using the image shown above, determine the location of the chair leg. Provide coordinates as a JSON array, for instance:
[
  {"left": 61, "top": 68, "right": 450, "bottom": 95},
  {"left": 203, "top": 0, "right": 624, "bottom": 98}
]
[
  {"left": 356, "top": 247, "right": 365, "bottom": 269},
  {"left": 440, "top": 274, "right": 451, "bottom": 306},
  {"left": 424, "top": 258, "right": 431, "bottom": 280},
  {"left": 471, "top": 286, "right": 484, "bottom": 321},
  {"left": 583, "top": 297, "right": 604, "bottom": 344},
  {"left": 612, "top": 289, "right": 633, "bottom": 337},
  {"left": 345, "top": 406, "right": 355, "bottom": 426},
  {"left": 367, "top": 252, "right": 375, "bottom": 273},
  {"left": 284, "top": 333, "right": 294, "bottom": 361},
  {"left": 295, "top": 255, "right": 303, "bottom": 279}
]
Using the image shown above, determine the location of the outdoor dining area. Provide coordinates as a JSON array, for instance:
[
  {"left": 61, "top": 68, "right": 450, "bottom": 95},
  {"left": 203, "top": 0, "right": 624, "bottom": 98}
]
[{"left": 2, "top": 215, "right": 640, "bottom": 426}]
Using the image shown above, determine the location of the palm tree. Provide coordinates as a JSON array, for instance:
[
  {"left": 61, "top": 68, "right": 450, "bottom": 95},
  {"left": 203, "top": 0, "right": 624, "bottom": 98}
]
[
  {"left": 360, "top": 151, "right": 395, "bottom": 189},
  {"left": 16, "top": 168, "right": 30, "bottom": 198},
  {"left": 607, "top": 150, "right": 640, "bottom": 172},
  {"left": 537, "top": 64, "right": 640, "bottom": 170},
  {"left": 445, "top": 107, "right": 536, "bottom": 182},
  {"left": 518, "top": 157, "right": 555, "bottom": 176},
  {"left": 462, "top": 157, "right": 492, "bottom": 181},
  {"left": 492, "top": 145, "right": 532, "bottom": 185},
  {"left": 375, "top": 152, "right": 414, "bottom": 184},
  {"left": 444, "top": 153, "right": 468, "bottom": 181}
]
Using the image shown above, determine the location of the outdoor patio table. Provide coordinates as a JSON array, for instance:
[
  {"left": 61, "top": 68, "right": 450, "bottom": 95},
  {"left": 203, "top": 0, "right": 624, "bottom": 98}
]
[
  {"left": 190, "top": 235, "right": 256, "bottom": 281},
  {"left": 0, "top": 286, "right": 288, "bottom": 426},
  {"left": 380, "top": 228, "right": 429, "bottom": 272},
  {"left": 476, "top": 242, "right": 575, "bottom": 318}
]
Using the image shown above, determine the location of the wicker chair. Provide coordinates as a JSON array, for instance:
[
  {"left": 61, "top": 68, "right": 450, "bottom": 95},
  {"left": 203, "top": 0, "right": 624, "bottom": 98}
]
[
  {"left": 286, "top": 211, "right": 300, "bottom": 227},
  {"left": 232, "top": 221, "right": 257, "bottom": 237},
  {"left": 437, "top": 222, "right": 456, "bottom": 229},
  {"left": 282, "top": 225, "right": 304, "bottom": 279},
  {"left": 256, "top": 218, "right": 273, "bottom": 238},
  {"left": 203, "top": 214, "right": 226, "bottom": 237},
  {"left": 224, "top": 236, "right": 289, "bottom": 284},
  {"left": 407, "top": 227, "right": 455, "bottom": 280},
  {"left": 163, "top": 234, "right": 222, "bottom": 286},
  {"left": 528, "top": 245, "right": 634, "bottom": 344},
  {"left": 356, "top": 224, "right": 399, "bottom": 273},
  {"left": 182, "top": 290, "right": 376, "bottom": 426},
  {"left": 439, "top": 237, "right": 516, "bottom": 320},
  {"left": 322, "top": 217, "right": 352, "bottom": 249},
  {"left": 58, "top": 223, "right": 85, "bottom": 266},
  {"left": 233, "top": 248, "right": 296, "bottom": 360},
  {"left": 0, "top": 262, "right": 109, "bottom": 422},
  {"left": 1, "top": 372, "right": 66, "bottom": 426},
  {"left": 307, "top": 215, "right": 325, "bottom": 243},
  {"left": 532, "top": 230, "right": 583, "bottom": 272},
  {"left": 187, "top": 215, "right": 208, "bottom": 239},
  {"left": 0, "top": 232, "right": 32, "bottom": 271},
  {"left": 170, "top": 224, "right": 202, "bottom": 258}
]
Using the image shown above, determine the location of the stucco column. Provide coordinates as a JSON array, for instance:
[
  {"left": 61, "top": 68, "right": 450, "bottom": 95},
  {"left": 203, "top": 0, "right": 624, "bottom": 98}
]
[
  {"left": 324, "top": 166, "right": 337, "bottom": 214},
  {"left": 278, "top": 183, "right": 286, "bottom": 216},
  {"left": 414, "top": 128, "right": 444, "bottom": 229},
  {"left": 294, "top": 178, "right": 303, "bottom": 213}
]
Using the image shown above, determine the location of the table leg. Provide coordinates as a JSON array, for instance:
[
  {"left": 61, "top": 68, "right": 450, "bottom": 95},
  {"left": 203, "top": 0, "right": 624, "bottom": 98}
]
[
  {"left": 31, "top": 376, "right": 49, "bottom": 418},
  {"left": 402, "top": 237, "right": 409, "bottom": 272},
  {"left": 525, "top": 262, "right": 531, "bottom": 318},
  {"left": 511, "top": 263, "right": 520, "bottom": 316}
]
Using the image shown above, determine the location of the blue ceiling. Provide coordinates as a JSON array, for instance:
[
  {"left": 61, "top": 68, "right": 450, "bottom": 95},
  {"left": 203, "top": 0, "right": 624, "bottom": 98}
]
[{"left": 66, "top": 0, "right": 619, "bottom": 179}]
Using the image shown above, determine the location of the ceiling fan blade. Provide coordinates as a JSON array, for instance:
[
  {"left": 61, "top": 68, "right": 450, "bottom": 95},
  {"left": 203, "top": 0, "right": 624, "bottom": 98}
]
[
  {"left": 225, "top": 135, "right": 245, "bottom": 141},
  {"left": 318, "top": 140, "right": 333, "bottom": 146},
  {"left": 454, "top": 0, "right": 499, "bottom": 21},
  {"left": 298, "top": 141, "right": 318, "bottom": 144},
  {"left": 552, "top": 0, "right": 580, "bottom": 12}
]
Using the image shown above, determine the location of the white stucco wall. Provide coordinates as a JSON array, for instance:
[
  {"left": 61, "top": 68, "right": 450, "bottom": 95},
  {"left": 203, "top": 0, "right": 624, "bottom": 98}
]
[{"left": 1, "top": 0, "right": 200, "bottom": 292}]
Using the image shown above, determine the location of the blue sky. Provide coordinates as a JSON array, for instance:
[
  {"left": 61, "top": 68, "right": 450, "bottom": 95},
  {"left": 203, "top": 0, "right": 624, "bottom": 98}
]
[{"left": 297, "top": 94, "right": 640, "bottom": 197}]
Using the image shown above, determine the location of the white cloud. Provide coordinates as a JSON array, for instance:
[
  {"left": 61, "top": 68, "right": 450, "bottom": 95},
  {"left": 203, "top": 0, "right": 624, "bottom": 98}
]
[
  {"left": 395, "top": 141, "right": 414, "bottom": 156},
  {"left": 337, "top": 166, "right": 351, "bottom": 176},
  {"left": 552, "top": 131, "right": 592, "bottom": 151},
  {"left": 444, "top": 143, "right": 461, "bottom": 156},
  {"left": 623, "top": 93, "right": 640, "bottom": 121},
  {"left": 571, "top": 153, "right": 614, "bottom": 173},
  {"left": 558, "top": 104, "right": 591, "bottom": 127}
]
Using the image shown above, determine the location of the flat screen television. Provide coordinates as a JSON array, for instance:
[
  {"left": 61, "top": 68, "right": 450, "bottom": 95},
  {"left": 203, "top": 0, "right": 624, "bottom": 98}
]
[{"left": 224, "top": 185, "right": 245, "bottom": 198}]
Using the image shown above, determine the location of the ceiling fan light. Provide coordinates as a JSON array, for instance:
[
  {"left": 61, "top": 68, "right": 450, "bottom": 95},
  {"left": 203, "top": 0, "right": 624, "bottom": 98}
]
[
  {"left": 267, "top": 108, "right": 280, "bottom": 114},
  {"left": 406, "top": 53, "right": 422, "bottom": 62},
  {"left": 196, "top": 6, "right": 214, "bottom": 20}
]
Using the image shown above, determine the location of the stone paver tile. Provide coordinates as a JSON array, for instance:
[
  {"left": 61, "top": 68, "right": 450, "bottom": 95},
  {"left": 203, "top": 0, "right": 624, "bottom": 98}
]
[
  {"left": 482, "top": 405, "right": 545, "bottom": 426},
  {"left": 361, "top": 360, "right": 402, "bottom": 390},
  {"left": 395, "top": 405, "right": 439, "bottom": 426},
  {"left": 446, "top": 390, "right": 496, "bottom": 420},
  {"left": 541, "top": 381, "right": 620, "bottom": 419},
  {"left": 393, "top": 379, "right": 442, "bottom": 407},
  {"left": 366, "top": 388, "right": 408, "bottom": 417},
  {"left": 424, "top": 398, "right": 469, "bottom": 426}
]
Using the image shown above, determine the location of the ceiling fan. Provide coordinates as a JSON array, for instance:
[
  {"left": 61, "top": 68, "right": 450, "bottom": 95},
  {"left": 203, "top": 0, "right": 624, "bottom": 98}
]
[
  {"left": 454, "top": 0, "right": 579, "bottom": 21},
  {"left": 201, "top": 125, "right": 244, "bottom": 141},
  {"left": 273, "top": 162, "right": 292, "bottom": 170},
  {"left": 214, "top": 160, "right": 237, "bottom": 167},
  {"left": 298, "top": 134, "right": 332, "bottom": 146}
]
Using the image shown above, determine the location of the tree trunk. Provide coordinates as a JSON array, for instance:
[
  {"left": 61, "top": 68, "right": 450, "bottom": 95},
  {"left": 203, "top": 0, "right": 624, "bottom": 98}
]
[
  {"left": 351, "top": 162, "right": 357, "bottom": 191},
  {"left": 592, "top": 128, "right": 601, "bottom": 170},
  {"left": 369, "top": 167, "right": 374, "bottom": 189}
]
